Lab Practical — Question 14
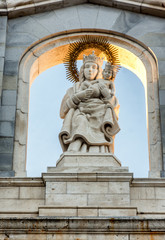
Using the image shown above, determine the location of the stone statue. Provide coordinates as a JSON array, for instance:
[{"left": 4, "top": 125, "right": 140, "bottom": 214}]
[{"left": 59, "top": 51, "right": 120, "bottom": 154}]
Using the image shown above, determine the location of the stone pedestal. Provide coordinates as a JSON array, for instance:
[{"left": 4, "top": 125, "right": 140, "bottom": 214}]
[
  {"left": 40, "top": 153, "right": 135, "bottom": 217},
  {"left": 47, "top": 152, "right": 129, "bottom": 173}
]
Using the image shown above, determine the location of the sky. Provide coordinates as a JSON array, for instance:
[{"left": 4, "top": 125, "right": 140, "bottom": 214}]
[{"left": 27, "top": 61, "right": 149, "bottom": 178}]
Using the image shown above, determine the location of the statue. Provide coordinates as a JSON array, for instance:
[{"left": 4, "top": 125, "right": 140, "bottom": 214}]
[{"left": 59, "top": 51, "right": 120, "bottom": 154}]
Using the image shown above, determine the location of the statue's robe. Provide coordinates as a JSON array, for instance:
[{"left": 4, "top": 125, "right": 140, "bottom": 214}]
[{"left": 59, "top": 82, "right": 120, "bottom": 152}]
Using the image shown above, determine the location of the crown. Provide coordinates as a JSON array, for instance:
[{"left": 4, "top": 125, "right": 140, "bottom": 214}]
[
  {"left": 104, "top": 62, "right": 112, "bottom": 70},
  {"left": 83, "top": 51, "right": 103, "bottom": 67}
]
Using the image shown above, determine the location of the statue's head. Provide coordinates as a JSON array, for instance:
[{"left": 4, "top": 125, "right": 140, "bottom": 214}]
[
  {"left": 79, "top": 51, "right": 103, "bottom": 82},
  {"left": 103, "top": 62, "right": 112, "bottom": 80},
  {"left": 103, "top": 62, "right": 118, "bottom": 81}
]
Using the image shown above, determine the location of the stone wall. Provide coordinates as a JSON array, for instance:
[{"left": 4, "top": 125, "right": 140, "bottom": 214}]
[
  {"left": 0, "top": 3, "right": 165, "bottom": 177},
  {"left": 0, "top": 175, "right": 165, "bottom": 218}
]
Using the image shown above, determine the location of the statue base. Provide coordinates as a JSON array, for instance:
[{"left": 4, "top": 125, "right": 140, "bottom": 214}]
[
  {"left": 47, "top": 152, "right": 129, "bottom": 173},
  {"left": 41, "top": 152, "right": 134, "bottom": 218}
]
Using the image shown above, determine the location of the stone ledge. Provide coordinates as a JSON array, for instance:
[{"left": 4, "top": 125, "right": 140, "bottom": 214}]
[
  {"left": 42, "top": 172, "right": 133, "bottom": 182},
  {"left": 0, "top": 217, "right": 165, "bottom": 233},
  {"left": 0, "top": 0, "right": 165, "bottom": 19},
  {"left": 131, "top": 178, "right": 165, "bottom": 187},
  {"left": 0, "top": 177, "right": 44, "bottom": 187},
  {"left": 39, "top": 206, "right": 137, "bottom": 217}
]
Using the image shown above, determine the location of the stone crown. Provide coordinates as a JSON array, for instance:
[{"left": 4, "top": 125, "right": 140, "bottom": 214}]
[{"left": 83, "top": 51, "right": 103, "bottom": 67}]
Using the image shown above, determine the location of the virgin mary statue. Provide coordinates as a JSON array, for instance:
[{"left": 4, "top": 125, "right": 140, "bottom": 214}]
[{"left": 59, "top": 51, "right": 120, "bottom": 154}]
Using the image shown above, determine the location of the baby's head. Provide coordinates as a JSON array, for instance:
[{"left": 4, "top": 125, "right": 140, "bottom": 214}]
[{"left": 103, "top": 62, "right": 112, "bottom": 80}]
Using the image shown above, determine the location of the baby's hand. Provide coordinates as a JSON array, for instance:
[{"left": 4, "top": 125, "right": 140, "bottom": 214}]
[
  {"left": 85, "top": 88, "right": 93, "bottom": 99},
  {"left": 98, "top": 82, "right": 106, "bottom": 90}
]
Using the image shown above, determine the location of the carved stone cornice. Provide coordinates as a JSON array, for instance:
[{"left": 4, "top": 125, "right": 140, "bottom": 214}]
[
  {"left": 0, "top": 0, "right": 165, "bottom": 19},
  {"left": 0, "top": 217, "right": 165, "bottom": 233}
]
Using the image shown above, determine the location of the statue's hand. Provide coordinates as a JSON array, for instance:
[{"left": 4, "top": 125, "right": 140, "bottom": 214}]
[
  {"left": 85, "top": 88, "right": 93, "bottom": 99},
  {"left": 98, "top": 82, "right": 106, "bottom": 90},
  {"left": 99, "top": 83, "right": 111, "bottom": 98}
]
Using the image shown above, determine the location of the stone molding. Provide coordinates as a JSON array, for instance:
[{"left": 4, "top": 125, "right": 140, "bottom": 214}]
[
  {"left": 42, "top": 172, "right": 133, "bottom": 182},
  {"left": 0, "top": 177, "right": 44, "bottom": 186},
  {"left": 0, "top": 217, "right": 165, "bottom": 233},
  {"left": 0, "top": 0, "right": 165, "bottom": 19}
]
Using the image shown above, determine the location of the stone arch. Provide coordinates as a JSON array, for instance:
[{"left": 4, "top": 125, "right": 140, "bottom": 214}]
[{"left": 13, "top": 29, "right": 162, "bottom": 177}]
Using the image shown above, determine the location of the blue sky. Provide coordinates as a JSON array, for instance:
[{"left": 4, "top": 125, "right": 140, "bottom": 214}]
[{"left": 27, "top": 61, "right": 149, "bottom": 177}]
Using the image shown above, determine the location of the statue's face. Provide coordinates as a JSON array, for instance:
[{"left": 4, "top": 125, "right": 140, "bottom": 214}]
[
  {"left": 103, "top": 69, "right": 112, "bottom": 80},
  {"left": 84, "top": 62, "right": 98, "bottom": 80}
]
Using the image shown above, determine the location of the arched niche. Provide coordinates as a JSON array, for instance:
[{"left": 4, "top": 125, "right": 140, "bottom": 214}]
[{"left": 13, "top": 30, "right": 162, "bottom": 178}]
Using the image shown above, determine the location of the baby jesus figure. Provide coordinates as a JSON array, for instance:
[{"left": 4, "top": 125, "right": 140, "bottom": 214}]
[{"left": 78, "top": 62, "right": 118, "bottom": 107}]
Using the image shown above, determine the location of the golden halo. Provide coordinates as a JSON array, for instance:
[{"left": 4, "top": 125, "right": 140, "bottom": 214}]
[{"left": 64, "top": 36, "right": 121, "bottom": 83}]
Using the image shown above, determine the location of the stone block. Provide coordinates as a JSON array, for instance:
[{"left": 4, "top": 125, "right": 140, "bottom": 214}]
[
  {"left": 148, "top": 110, "right": 161, "bottom": 145},
  {"left": 159, "top": 76, "right": 165, "bottom": 90},
  {"left": 47, "top": 166, "right": 129, "bottom": 173},
  {"left": 5, "top": 46, "right": 28, "bottom": 62},
  {"left": 0, "top": 121, "right": 14, "bottom": 137},
  {"left": 141, "top": 3, "right": 165, "bottom": 18},
  {"left": 159, "top": 60, "right": 165, "bottom": 76},
  {"left": 64, "top": 0, "right": 86, "bottom": 6},
  {"left": 39, "top": 207, "right": 77, "bottom": 217},
  {"left": 147, "top": 82, "right": 155, "bottom": 113},
  {"left": 46, "top": 194, "right": 87, "bottom": 206},
  {"left": 0, "top": 187, "right": 19, "bottom": 199},
  {"left": 56, "top": 153, "right": 121, "bottom": 168},
  {"left": 53, "top": 6, "right": 81, "bottom": 31},
  {"left": 17, "top": 79, "right": 29, "bottom": 113},
  {"left": 77, "top": 4, "right": 100, "bottom": 28},
  {"left": 0, "top": 171, "right": 15, "bottom": 177},
  {"left": 0, "top": 43, "right": 5, "bottom": 57},
  {"left": 130, "top": 187, "right": 155, "bottom": 200},
  {"left": 13, "top": 141, "right": 26, "bottom": 177},
  {"left": 0, "top": 199, "right": 44, "bottom": 212},
  {"left": 2, "top": 90, "right": 17, "bottom": 106},
  {"left": 8, "top": 4, "right": 36, "bottom": 19},
  {"left": 0, "top": 137, "right": 13, "bottom": 153},
  {"left": 46, "top": 182, "right": 67, "bottom": 194},
  {"left": 4, "top": 60, "right": 19, "bottom": 76},
  {"left": 2, "top": 75, "right": 17, "bottom": 90},
  {"left": 30, "top": 12, "right": 63, "bottom": 36},
  {"left": 8, "top": 15, "right": 50, "bottom": 39},
  {"left": 151, "top": 47, "right": 165, "bottom": 61},
  {"left": 0, "top": 30, "right": 6, "bottom": 44},
  {"left": 108, "top": 182, "right": 130, "bottom": 194},
  {"left": 78, "top": 208, "right": 98, "bottom": 217},
  {"left": 155, "top": 187, "right": 165, "bottom": 199},
  {"left": 159, "top": 90, "right": 165, "bottom": 105},
  {"left": 95, "top": 6, "right": 121, "bottom": 30},
  {"left": 130, "top": 234, "right": 164, "bottom": 240},
  {"left": 0, "top": 16, "right": 7, "bottom": 30},
  {"left": 0, "top": 106, "right": 16, "bottom": 121},
  {"left": 20, "top": 187, "right": 45, "bottom": 199},
  {"left": 15, "top": 110, "right": 28, "bottom": 145},
  {"left": 131, "top": 199, "right": 165, "bottom": 212},
  {"left": 149, "top": 142, "right": 163, "bottom": 175},
  {"left": 34, "top": 0, "right": 63, "bottom": 14},
  {"left": 6, "top": 32, "right": 37, "bottom": 48},
  {"left": 140, "top": 33, "right": 165, "bottom": 47},
  {"left": 99, "top": 208, "right": 137, "bottom": 217},
  {"left": 88, "top": 194, "right": 130, "bottom": 207},
  {"left": 143, "top": 0, "right": 165, "bottom": 7},
  {"left": 0, "top": 153, "right": 13, "bottom": 171},
  {"left": 0, "top": 71, "right": 3, "bottom": 96},
  {"left": 30, "top": 11, "right": 66, "bottom": 33},
  {"left": 0, "top": 57, "right": 4, "bottom": 72},
  {"left": 67, "top": 182, "right": 108, "bottom": 194}
]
